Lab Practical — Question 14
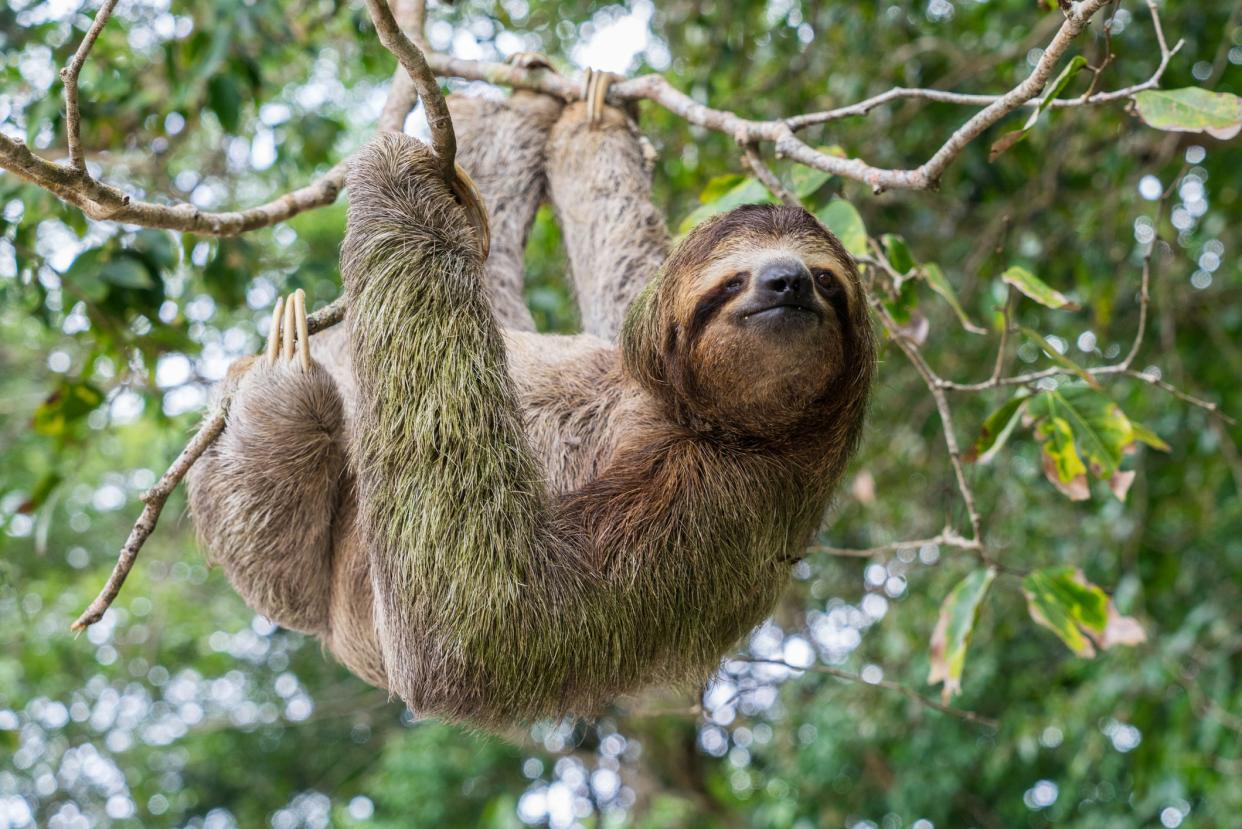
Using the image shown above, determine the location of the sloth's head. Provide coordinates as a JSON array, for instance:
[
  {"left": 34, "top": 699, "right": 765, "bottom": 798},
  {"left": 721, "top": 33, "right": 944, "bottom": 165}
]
[{"left": 624, "top": 204, "right": 874, "bottom": 438}]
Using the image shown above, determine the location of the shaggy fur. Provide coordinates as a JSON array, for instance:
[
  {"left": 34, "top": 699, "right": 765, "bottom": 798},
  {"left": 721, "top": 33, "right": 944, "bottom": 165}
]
[{"left": 187, "top": 94, "right": 875, "bottom": 727}]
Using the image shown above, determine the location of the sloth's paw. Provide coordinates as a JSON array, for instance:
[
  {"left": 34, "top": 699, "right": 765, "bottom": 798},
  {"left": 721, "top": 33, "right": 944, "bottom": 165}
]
[
  {"left": 581, "top": 67, "right": 622, "bottom": 128},
  {"left": 263, "top": 289, "right": 313, "bottom": 372}
]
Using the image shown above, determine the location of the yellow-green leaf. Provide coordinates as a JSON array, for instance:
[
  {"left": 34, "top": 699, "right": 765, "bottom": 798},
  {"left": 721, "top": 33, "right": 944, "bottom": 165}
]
[
  {"left": 1035, "top": 416, "right": 1089, "bottom": 501},
  {"left": 928, "top": 568, "right": 996, "bottom": 703},
  {"left": 1130, "top": 421, "right": 1171, "bottom": 452},
  {"left": 1022, "top": 567, "right": 1146, "bottom": 658},
  {"left": 699, "top": 173, "right": 747, "bottom": 203},
  {"left": 1134, "top": 88, "right": 1242, "bottom": 140},
  {"left": 1002, "top": 266, "right": 1080, "bottom": 310},
  {"left": 815, "top": 197, "right": 868, "bottom": 257}
]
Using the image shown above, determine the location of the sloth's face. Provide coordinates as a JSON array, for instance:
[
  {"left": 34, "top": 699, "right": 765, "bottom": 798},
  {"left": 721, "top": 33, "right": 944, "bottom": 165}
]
[{"left": 659, "top": 206, "right": 863, "bottom": 431}]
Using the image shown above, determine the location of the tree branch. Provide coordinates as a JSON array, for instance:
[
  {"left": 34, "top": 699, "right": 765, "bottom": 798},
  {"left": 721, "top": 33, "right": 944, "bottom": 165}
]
[
  {"left": 786, "top": 0, "right": 1180, "bottom": 130},
  {"left": 4, "top": 0, "right": 1140, "bottom": 228},
  {"left": 0, "top": 132, "right": 349, "bottom": 235},
  {"left": 60, "top": 0, "right": 120, "bottom": 171},
  {"left": 363, "top": 0, "right": 455, "bottom": 179},
  {"left": 806, "top": 528, "right": 981, "bottom": 559},
  {"left": 375, "top": 0, "right": 427, "bottom": 132}
]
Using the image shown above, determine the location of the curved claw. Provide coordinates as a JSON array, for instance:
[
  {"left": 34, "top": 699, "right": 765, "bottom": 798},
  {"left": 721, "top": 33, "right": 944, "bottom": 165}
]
[
  {"left": 582, "top": 68, "right": 621, "bottom": 128},
  {"left": 265, "top": 290, "right": 312, "bottom": 370},
  {"left": 266, "top": 295, "right": 286, "bottom": 365},
  {"left": 451, "top": 162, "right": 491, "bottom": 261},
  {"left": 293, "top": 290, "right": 310, "bottom": 371}
]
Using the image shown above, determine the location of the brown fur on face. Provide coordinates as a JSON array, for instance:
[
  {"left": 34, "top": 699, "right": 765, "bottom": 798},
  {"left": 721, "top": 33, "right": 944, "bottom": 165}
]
[{"left": 624, "top": 204, "right": 869, "bottom": 440}]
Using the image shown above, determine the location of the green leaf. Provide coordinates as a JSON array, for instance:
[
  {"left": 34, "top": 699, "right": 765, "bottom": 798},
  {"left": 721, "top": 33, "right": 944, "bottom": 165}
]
[
  {"left": 1020, "top": 327, "right": 1100, "bottom": 388},
  {"left": 207, "top": 72, "right": 243, "bottom": 133},
  {"left": 789, "top": 145, "right": 842, "bottom": 199},
  {"left": 1035, "top": 415, "right": 1090, "bottom": 501},
  {"left": 881, "top": 234, "right": 915, "bottom": 275},
  {"left": 883, "top": 273, "right": 920, "bottom": 326},
  {"left": 990, "top": 56, "right": 1087, "bottom": 160},
  {"left": 967, "top": 393, "right": 1029, "bottom": 464},
  {"left": 923, "top": 263, "right": 986, "bottom": 334},
  {"left": 1031, "top": 56, "right": 1088, "bottom": 124},
  {"left": 815, "top": 197, "right": 868, "bottom": 257},
  {"left": 1002, "top": 265, "right": 1080, "bottom": 310},
  {"left": 100, "top": 255, "right": 155, "bottom": 289},
  {"left": 16, "top": 470, "right": 63, "bottom": 514},
  {"left": 1022, "top": 567, "right": 1146, "bottom": 657},
  {"left": 62, "top": 248, "right": 109, "bottom": 302},
  {"left": 927, "top": 568, "right": 996, "bottom": 703},
  {"left": 1134, "top": 87, "right": 1242, "bottom": 140},
  {"left": 134, "top": 229, "right": 178, "bottom": 269},
  {"left": 677, "top": 177, "right": 776, "bottom": 235},
  {"left": 1039, "top": 387, "right": 1133, "bottom": 478}
]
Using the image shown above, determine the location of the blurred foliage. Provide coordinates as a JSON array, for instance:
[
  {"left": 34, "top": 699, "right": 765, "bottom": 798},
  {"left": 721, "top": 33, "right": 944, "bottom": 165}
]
[{"left": 2, "top": 1, "right": 1240, "bottom": 828}]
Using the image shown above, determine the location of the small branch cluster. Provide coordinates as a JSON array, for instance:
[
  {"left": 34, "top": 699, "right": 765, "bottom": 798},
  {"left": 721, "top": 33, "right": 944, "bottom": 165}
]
[
  {"left": 819, "top": 175, "right": 1231, "bottom": 574},
  {"left": 739, "top": 657, "right": 998, "bottom": 728}
]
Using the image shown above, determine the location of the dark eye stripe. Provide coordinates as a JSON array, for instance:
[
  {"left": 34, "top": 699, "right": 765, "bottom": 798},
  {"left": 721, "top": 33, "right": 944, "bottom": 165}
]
[{"left": 686, "top": 273, "right": 749, "bottom": 343}]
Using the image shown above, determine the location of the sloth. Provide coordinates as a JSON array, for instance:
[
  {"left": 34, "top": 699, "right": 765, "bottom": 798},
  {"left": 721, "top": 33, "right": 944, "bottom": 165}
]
[{"left": 187, "top": 88, "right": 875, "bottom": 727}]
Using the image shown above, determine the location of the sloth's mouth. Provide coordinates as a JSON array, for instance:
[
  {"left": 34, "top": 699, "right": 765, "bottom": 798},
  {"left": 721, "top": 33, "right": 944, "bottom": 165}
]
[{"left": 742, "top": 303, "right": 822, "bottom": 321}]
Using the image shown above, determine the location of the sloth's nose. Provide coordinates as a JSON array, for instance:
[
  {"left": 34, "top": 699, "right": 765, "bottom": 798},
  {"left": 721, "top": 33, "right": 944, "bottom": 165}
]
[{"left": 757, "top": 258, "right": 812, "bottom": 301}]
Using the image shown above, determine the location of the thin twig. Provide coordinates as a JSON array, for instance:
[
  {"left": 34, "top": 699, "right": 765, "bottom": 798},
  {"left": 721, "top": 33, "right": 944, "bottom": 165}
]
[
  {"left": 60, "top": 0, "right": 120, "bottom": 171},
  {"left": 867, "top": 248, "right": 988, "bottom": 551},
  {"left": 989, "top": 286, "right": 1018, "bottom": 384},
  {"left": 806, "top": 528, "right": 980, "bottom": 559},
  {"left": 741, "top": 144, "right": 800, "bottom": 208},
  {"left": 1079, "top": 0, "right": 1119, "bottom": 100},
  {"left": 787, "top": 0, "right": 1181, "bottom": 130},
  {"left": 71, "top": 407, "right": 227, "bottom": 631},
  {"left": 739, "top": 657, "right": 998, "bottom": 728}
]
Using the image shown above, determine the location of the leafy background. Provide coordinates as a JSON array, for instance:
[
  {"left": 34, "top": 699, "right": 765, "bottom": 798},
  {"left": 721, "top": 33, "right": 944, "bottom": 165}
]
[{"left": 1, "top": 1, "right": 1240, "bottom": 827}]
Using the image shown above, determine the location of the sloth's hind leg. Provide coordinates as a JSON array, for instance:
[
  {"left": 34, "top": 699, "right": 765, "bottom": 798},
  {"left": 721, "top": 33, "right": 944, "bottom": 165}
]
[{"left": 187, "top": 291, "right": 345, "bottom": 634}]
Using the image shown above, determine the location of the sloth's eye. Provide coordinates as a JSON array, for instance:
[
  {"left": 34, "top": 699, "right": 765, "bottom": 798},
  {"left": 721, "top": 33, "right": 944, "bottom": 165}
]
[
  {"left": 723, "top": 273, "right": 747, "bottom": 293},
  {"left": 812, "top": 269, "right": 840, "bottom": 293}
]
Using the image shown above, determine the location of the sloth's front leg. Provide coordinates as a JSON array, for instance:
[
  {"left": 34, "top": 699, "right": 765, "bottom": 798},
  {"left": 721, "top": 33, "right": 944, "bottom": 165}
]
[{"left": 186, "top": 290, "right": 345, "bottom": 634}]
